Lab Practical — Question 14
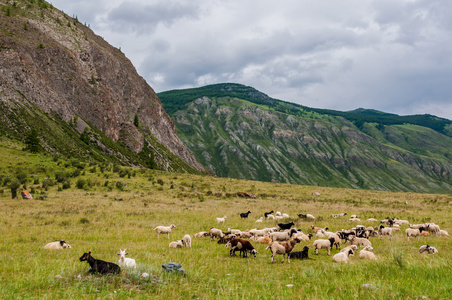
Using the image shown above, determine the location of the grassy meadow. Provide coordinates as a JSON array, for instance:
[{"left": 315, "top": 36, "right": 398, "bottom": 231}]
[{"left": 0, "top": 140, "right": 451, "bottom": 299}]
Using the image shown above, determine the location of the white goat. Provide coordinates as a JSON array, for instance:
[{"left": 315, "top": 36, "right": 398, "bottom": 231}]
[
  {"left": 44, "top": 240, "right": 71, "bottom": 250},
  {"left": 117, "top": 249, "right": 136, "bottom": 268},
  {"left": 217, "top": 216, "right": 227, "bottom": 224}
]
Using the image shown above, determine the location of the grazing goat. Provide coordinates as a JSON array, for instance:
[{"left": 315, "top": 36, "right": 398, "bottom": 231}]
[
  {"left": 217, "top": 216, "right": 227, "bottom": 224},
  {"left": 44, "top": 240, "right": 71, "bottom": 250},
  {"left": 264, "top": 210, "right": 274, "bottom": 218},
  {"left": 277, "top": 221, "right": 295, "bottom": 231},
  {"left": 288, "top": 245, "right": 311, "bottom": 260},
  {"left": 240, "top": 211, "right": 251, "bottom": 218},
  {"left": 331, "top": 212, "right": 347, "bottom": 218},
  {"left": 117, "top": 249, "right": 136, "bottom": 269},
  {"left": 266, "top": 237, "right": 301, "bottom": 263},
  {"left": 226, "top": 238, "right": 257, "bottom": 258},
  {"left": 270, "top": 228, "right": 298, "bottom": 242},
  {"left": 154, "top": 224, "right": 176, "bottom": 238},
  {"left": 209, "top": 228, "right": 224, "bottom": 241},
  {"left": 79, "top": 251, "right": 120, "bottom": 274}
]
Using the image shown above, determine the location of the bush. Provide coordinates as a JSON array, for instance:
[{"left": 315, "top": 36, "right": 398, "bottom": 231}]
[
  {"left": 76, "top": 179, "right": 86, "bottom": 189},
  {"left": 10, "top": 180, "right": 21, "bottom": 199},
  {"left": 3, "top": 176, "right": 11, "bottom": 187},
  {"left": 62, "top": 181, "right": 71, "bottom": 189},
  {"left": 16, "top": 172, "right": 28, "bottom": 184},
  {"left": 116, "top": 181, "right": 125, "bottom": 190}
]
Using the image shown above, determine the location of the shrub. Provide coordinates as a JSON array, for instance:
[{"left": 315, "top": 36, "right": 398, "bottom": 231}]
[
  {"left": 62, "top": 181, "right": 71, "bottom": 189},
  {"left": 76, "top": 179, "right": 86, "bottom": 189},
  {"left": 16, "top": 172, "right": 28, "bottom": 184},
  {"left": 10, "top": 180, "right": 20, "bottom": 199},
  {"left": 116, "top": 181, "right": 125, "bottom": 190},
  {"left": 79, "top": 217, "right": 90, "bottom": 224},
  {"left": 3, "top": 176, "right": 11, "bottom": 187}
]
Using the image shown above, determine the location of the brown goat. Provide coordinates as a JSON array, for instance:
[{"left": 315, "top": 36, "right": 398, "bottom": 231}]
[{"left": 266, "top": 237, "right": 301, "bottom": 263}]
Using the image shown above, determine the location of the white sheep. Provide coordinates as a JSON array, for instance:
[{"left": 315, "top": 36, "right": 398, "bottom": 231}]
[
  {"left": 182, "top": 234, "right": 192, "bottom": 248},
  {"left": 378, "top": 225, "right": 393, "bottom": 239},
  {"left": 270, "top": 229, "right": 297, "bottom": 242},
  {"left": 275, "top": 215, "right": 284, "bottom": 220},
  {"left": 282, "top": 213, "right": 289, "bottom": 218},
  {"left": 256, "top": 217, "right": 263, "bottom": 223},
  {"left": 359, "top": 246, "right": 377, "bottom": 260},
  {"left": 249, "top": 228, "right": 270, "bottom": 237},
  {"left": 306, "top": 214, "right": 315, "bottom": 220},
  {"left": 349, "top": 218, "right": 361, "bottom": 222},
  {"left": 349, "top": 236, "right": 372, "bottom": 248},
  {"left": 426, "top": 223, "right": 440, "bottom": 235},
  {"left": 419, "top": 245, "right": 438, "bottom": 254},
  {"left": 217, "top": 216, "right": 227, "bottom": 224},
  {"left": 332, "top": 249, "right": 354, "bottom": 263},
  {"left": 117, "top": 249, "right": 136, "bottom": 268},
  {"left": 209, "top": 228, "right": 224, "bottom": 240},
  {"left": 169, "top": 240, "right": 184, "bottom": 248},
  {"left": 44, "top": 240, "right": 71, "bottom": 250},
  {"left": 154, "top": 224, "right": 176, "bottom": 238},
  {"left": 405, "top": 227, "right": 425, "bottom": 240},
  {"left": 194, "top": 231, "right": 209, "bottom": 238},
  {"left": 228, "top": 228, "right": 242, "bottom": 235},
  {"left": 275, "top": 211, "right": 282, "bottom": 216},
  {"left": 313, "top": 237, "right": 335, "bottom": 255},
  {"left": 267, "top": 214, "right": 275, "bottom": 220},
  {"left": 340, "top": 245, "right": 358, "bottom": 253},
  {"left": 366, "top": 218, "right": 379, "bottom": 222},
  {"left": 439, "top": 230, "right": 449, "bottom": 237}
]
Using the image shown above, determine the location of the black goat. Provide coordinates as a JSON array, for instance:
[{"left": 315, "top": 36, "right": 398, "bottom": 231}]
[
  {"left": 240, "top": 211, "right": 251, "bottom": 218},
  {"left": 79, "top": 251, "right": 120, "bottom": 274},
  {"left": 297, "top": 213, "right": 307, "bottom": 218},
  {"left": 264, "top": 210, "right": 274, "bottom": 218},
  {"left": 277, "top": 221, "right": 295, "bottom": 231},
  {"left": 288, "top": 245, "right": 312, "bottom": 260}
]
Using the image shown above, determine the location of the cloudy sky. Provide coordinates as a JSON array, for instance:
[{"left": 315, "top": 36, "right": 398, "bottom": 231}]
[{"left": 51, "top": 0, "right": 452, "bottom": 120}]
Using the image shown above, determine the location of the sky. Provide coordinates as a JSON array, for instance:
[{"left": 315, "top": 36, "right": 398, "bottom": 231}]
[{"left": 51, "top": 0, "right": 452, "bottom": 120}]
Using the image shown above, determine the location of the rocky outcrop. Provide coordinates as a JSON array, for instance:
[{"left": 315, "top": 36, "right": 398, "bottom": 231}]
[{"left": 0, "top": 1, "right": 204, "bottom": 172}]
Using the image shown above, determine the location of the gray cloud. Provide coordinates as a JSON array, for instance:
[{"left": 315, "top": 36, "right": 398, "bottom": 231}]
[{"left": 51, "top": 0, "right": 452, "bottom": 120}]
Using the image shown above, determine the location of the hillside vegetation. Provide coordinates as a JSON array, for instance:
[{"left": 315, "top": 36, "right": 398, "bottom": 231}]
[
  {"left": 158, "top": 83, "right": 452, "bottom": 193},
  {"left": 0, "top": 140, "right": 451, "bottom": 298}
]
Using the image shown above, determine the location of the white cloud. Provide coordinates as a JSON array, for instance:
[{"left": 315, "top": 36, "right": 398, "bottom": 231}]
[{"left": 50, "top": 0, "right": 452, "bottom": 120}]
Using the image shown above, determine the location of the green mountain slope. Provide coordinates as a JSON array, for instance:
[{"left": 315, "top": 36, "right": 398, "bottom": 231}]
[{"left": 158, "top": 83, "right": 452, "bottom": 193}]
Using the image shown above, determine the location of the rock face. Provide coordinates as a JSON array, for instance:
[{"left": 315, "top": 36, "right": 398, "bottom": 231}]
[{"left": 0, "top": 1, "right": 204, "bottom": 172}]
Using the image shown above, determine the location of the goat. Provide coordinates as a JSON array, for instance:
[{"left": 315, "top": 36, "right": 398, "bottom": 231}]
[
  {"left": 117, "top": 249, "right": 136, "bottom": 269},
  {"left": 277, "top": 222, "right": 295, "bottom": 231},
  {"left": 240, "top": 211, "right": 251, "bottom": 218},
  {"left": 264, "top": 210, "right": 274, "bottom": 218},
  {"left": 79, "top": 251, "right": 120, "bottom": 274},
  {"left": 226, "top": 238, "right": 257, "bottom": 258},
  {"left": 266, "top": 237, "right": 301, "bottom": 263},
  {"left": 288, "top": 245, "right": 312, "bottom": 260}
]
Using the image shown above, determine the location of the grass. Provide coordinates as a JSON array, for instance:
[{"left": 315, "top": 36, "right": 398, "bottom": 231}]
[{"left": 0, "top": 143, "right": 451, "bottom": 299}]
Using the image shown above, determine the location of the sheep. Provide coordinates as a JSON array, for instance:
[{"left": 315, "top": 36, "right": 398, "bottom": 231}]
[
  {"left": 216, "top": 216, "right": 227, "bottom": 224},
  {"left": 270, "top": 228, "right": 298, "bottom": 242},
  {"left": 349, "top": 218, "right": 361, "bottom": 222},
  {"left": 249, "top": 228, "right": 270, "bottom": 237},
  {"left": 366, "top": 218, "right": 379, "bottom": 222},
  {"left": 275, "top": 211, "right": 282, "bottom": 216},
  {"left": 266, "top": 214, "right": 275, "bottom": 220},
  {"left": 409, "top": 224, "right": 426, "bottom": 229},
  {"left": 419, "top": 245, "right": 439, "bottom": 254},
  {"left": 311, "top": 225, "right": 329, "bottom": 233},
  {"left": 282, "top": 213, "right": 289, "bottom": 218},
  {"left": 333, "top": 249, "right": 354, "bottom": 263},
  {"left": 217, "top": 236, "right": 234, "bottom": 244},
  {"left": 240, "top": 211, "right": 251, "bottom": 218},
  {"left": 117, "top": 249, "right": 136, "bottom": 269},
  {"left": 337, "top": 230, "right": 355, "bottom": 242},
  {"left": 226, "top": 238, "right": 258, "bottom": 258},
  {"left": 349, "top": 236, "right": 372, "bottom": 248},
  {"left": 79, "top": 251, "right": 120, "bottom": 274},
  {"left": 154, "top": 224, "right": 176, "bottom": 238},
  {"left": 44, "top": 240, "right": 71, "bottom": 250},
  {"left": 331, "top": 212, "right": 347, "bottom": 218},
  {"left": 277, "top": 221, "right": 295, "bottom": 231},
  {"left": 256, "top": 217, "right": 263, "bottom": 223},
  {"left": 255, "top": 236, "right": 272, "bottom": 244},
  {"left": 266, "top": 237, "right": 301, "bottom": 263},
  {"left": 378, "top": 225, "right": 393, "bottom": 238},
  {"left": 182, "top": 234, "right": 192, "bottom": 248},
  {"left": 420, "top": 231, "right": 431, "bottom": 237},
  {"left": 298, "top": 213, "right": 315, "bottom": 220},
  {"left": 439, "top": 230, "right": 449, "bottom": 237},
  {"left": 228, "top": 228, "right": 242, "bottom": 235},
  {"left": 169, "top": 240, "right": 184, "bottom": 248},
  {"left": 264, "top": 210, "right": 274, "bottom": 218},
  {"left": 293, "top": 232, "right": 312, "bottom": 242},
  {"left": 405, "top": 227, "right": 425, "bottom": 240},
  {"left": 288, "top": 245, "right": 311, "bottom": 260},
  {"left": 359, "top": 246, "right": 377, "bottom": 260},
  {"left": 194, "top": 231, "right": 209, "bottom": 238},
  {"left": 209, "top": 228, "right": 224, "bottom": 241},
  {"left": 238, "top": 231, "right": 253, "bottom": 238},
  {"left": 313, "top": 237, "right": 335, "bottom": 255},
  {"left": 350, "top": 215, "right": 358, "bottom": 219},
  {"left": 327, "top": 232, "right": 341, "bottom": 250},
  {"left": 426, "top": 223, "right": 440, "bottom": 235},
  {"left": 340, "top": 245, "right": 358, "bottom": 253},
  {"left": 275, "top": 215, "right": 284, "bottom": 220}
]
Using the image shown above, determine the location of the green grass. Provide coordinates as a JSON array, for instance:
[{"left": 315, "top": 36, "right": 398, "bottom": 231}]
[{"left": 0, "top": 143, "right": 451, "bottom": 299}]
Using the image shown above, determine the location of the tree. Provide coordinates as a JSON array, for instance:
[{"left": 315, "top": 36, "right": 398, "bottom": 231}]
[
  {"left": 133, "top": 113, "right": 139, "bottom": 127},
  {"left": 25, "top": 129, "right": 40, "bottom": 153},
  {"left": 10, "top": 180, "right": 20, "bottom": 199}
]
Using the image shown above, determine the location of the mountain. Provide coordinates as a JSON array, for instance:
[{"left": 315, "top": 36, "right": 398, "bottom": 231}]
[
  {"left": 0, "top": 0, "right": 205, "bottom": 173},
  {"left": 158, "top": 83, "right": 452, "bottom": 193}
]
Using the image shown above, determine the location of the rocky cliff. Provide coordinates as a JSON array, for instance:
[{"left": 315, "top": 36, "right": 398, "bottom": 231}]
[{"left": 0, "top": 0, "right": 204, "bottom": 172}]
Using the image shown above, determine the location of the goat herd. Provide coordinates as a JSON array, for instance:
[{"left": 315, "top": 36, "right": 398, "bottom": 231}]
[{"left": 44, "top": 210, "right": 448, "bottom": 275}]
